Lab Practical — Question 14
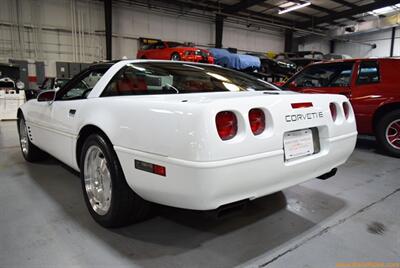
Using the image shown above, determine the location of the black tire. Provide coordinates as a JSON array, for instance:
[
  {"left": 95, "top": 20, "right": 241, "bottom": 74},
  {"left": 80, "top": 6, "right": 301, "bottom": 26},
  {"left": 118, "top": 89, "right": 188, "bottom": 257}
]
[
  {"left": 141, "top": 56, "right": 147, "bottom": 59},
  {"left": 170, "top": 52, "right": 181, "bottom": 61},
  {"left": 375, "top": 109, "right": 400, "bottom": 158},
  {"left": 80, "top": 133, "right": 152, "bottom": 227},
  {"left": 17, "top": 115, "right": 47, "bottom": 162}
]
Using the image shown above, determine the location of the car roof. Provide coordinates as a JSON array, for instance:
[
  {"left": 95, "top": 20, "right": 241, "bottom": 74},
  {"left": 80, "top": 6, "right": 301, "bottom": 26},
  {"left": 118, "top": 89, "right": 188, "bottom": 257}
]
[
  {"left": 82, "top": 61, "right": 118, "bottom": 71},
  {"left": 111, "top": 59, "right": 218, "bottom": 67},
  {"left": 309, "top": 57, "right": 400, "bottom": 66}
]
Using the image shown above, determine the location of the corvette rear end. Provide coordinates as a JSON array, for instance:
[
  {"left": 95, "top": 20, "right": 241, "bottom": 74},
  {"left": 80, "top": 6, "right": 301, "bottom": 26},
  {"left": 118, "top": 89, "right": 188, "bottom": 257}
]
[
  {"left": 113, "top": 91, "right": 357, "bottom": 210},
  {"left": 19, "top": 60, "right": 357, "bottom": 227}
]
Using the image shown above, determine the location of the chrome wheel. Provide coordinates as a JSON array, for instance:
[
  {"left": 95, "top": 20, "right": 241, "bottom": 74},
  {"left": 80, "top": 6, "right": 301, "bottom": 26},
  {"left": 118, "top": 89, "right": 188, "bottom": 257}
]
[
  {"left": 84, "top": 145, "right": 112, "bottom": 216},
  {"left": 386, "top": 119, "right": 400, "bottom": 150},
  {"left": 19, "top": 119, "right": 29, "bottom": 156}
]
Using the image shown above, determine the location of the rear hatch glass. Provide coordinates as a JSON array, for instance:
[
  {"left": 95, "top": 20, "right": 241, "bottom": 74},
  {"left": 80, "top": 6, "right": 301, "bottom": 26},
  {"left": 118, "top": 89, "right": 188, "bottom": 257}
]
[{"left": 101, "top": 62, "right": 280, "bottom": 96}]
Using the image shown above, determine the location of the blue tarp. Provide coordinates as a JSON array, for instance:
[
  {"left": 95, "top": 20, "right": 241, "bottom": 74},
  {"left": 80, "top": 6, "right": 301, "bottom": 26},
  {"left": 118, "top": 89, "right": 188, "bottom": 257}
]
[{"left": 209, "top": 48, "right": 260, "bottom": 70}]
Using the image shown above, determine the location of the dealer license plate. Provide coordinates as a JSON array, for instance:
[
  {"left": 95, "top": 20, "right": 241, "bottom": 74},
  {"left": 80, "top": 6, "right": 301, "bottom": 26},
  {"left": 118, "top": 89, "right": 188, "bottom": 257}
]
[{"left": 283, "top": 129, "right": 314, "bottom": 160}]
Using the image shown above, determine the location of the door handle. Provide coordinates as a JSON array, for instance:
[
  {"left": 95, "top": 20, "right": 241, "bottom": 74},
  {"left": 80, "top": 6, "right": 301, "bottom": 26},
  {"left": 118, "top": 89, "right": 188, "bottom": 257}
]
[{"left": 69, "top": 109, "right": 76, "bottom": 117}]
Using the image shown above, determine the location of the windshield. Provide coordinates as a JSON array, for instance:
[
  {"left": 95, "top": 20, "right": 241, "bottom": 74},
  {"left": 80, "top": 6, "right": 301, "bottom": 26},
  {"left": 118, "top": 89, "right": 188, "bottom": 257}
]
[
  {"left": 166, "top": 42, "right": 184, "bottom": 48},
  {"left": 283, "top": 62, "right": 354, "bottom": 88},
  {"left": 55, "top": 79, "right": 69, "bottom": 88},
  {"left": 101, "top": 62, "right": 280, "bottom": 96}
]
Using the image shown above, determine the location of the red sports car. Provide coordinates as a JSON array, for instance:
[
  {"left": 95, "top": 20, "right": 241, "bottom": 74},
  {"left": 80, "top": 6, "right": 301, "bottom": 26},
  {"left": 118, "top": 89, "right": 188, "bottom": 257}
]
[
  {"left": 280, "top": 58, "right": 400, "bottom": 157},
  {"left": 137, "top": 41, "right": 214, "bottom": 64}
]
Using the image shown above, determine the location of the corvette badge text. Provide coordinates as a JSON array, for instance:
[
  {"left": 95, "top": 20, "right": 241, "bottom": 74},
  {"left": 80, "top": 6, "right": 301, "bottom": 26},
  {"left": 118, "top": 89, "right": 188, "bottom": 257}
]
[{"left": 285, "top": 112, "right": 324, "bottom": 122}]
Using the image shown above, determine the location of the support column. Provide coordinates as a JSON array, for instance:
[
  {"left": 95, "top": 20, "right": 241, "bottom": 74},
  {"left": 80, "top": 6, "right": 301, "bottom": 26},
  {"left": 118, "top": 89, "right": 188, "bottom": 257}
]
[
  {"left": 330, "top": 40, "right": 335, "bottom": 54},
  {"left": 284, "top": 29, "right": 293, "bottom": 52},
  {"left": 215, "top": 14, "right": 224, "bottom": 48},
  {"left": 390, "top": 27, "right": 396, "bottom": 57},
  {"left": 104, "top": 0, "right": 112, "bottom": 60}
]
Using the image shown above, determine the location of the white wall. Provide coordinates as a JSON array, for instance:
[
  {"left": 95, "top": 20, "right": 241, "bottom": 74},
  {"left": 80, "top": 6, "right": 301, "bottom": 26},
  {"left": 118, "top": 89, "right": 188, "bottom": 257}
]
[
  {"left": 334, "top": 27, "right": 399, "bottom": 58},
  {"left": 298, "top": 36, "right": 330, "bottom": 54},
  {"left": 109, "top": 5, "right": 285, "bottom": 58},
  {"left": 0, "top": 0, "right": 105, "bottom": 63},
  {"left": 112, "top": 6, "right": 215, "bottom": 59},
  {"left": 298, "top": 26, "right": 400, "bottom": 57},
  {"left": 395, "top": 26, "right": 400, "bottom": 56},
  {"left": 0, "top": 0, "right": 285, "bottom": 67},
  {"left": 223, "top": 23, "right": 283, "bottom": 53}
]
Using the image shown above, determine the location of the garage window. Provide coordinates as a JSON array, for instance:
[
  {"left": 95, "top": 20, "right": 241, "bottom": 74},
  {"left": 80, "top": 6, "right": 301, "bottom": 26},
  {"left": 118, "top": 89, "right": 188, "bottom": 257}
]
[{"left": 357, "top": 61, "right": 380, "bottom": 85}]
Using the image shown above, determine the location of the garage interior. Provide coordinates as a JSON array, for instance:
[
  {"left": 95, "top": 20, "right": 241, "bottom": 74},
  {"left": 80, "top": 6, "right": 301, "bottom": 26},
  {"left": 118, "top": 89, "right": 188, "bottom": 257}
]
[{"left": 1, "top": 0, "right": 400, "bottom": 267}]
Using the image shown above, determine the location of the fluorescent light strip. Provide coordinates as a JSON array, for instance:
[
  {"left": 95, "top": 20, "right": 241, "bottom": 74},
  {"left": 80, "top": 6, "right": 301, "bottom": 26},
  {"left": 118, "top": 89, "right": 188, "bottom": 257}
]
[{"left": 278, "top": 2, "right": 311, "bottom": 15}]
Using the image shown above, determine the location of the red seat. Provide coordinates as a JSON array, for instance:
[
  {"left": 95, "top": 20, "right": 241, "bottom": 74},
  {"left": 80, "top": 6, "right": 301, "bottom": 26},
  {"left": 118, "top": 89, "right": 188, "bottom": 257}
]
[{"left": 117, "top": 76, "right": 147, "bottom": 93}]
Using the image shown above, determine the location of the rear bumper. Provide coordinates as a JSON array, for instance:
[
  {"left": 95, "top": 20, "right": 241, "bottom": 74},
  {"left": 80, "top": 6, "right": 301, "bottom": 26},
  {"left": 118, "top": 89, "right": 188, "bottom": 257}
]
[{"left": 115, "top": 131, "right": 357, "bottom": 210}]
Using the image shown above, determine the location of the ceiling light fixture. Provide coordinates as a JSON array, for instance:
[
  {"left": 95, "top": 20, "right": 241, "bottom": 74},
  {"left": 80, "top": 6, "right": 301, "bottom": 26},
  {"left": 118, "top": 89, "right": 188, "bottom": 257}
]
[{"left": 278, "top": 1, "right": 311, "bottom": 14}]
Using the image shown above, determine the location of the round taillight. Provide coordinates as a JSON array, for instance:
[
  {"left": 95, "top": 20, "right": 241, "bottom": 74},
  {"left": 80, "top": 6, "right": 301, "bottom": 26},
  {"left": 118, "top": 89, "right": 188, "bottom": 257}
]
[
  {"left": 343, "top": 102, "right": 350, "bottom": 120},
  {"left": 330, "top": 103, "right": 337, "bottom": 122},
  {"left": 215, "top": 111, "right": 237, "bottom": 140},
  {"left": 249, "top": 108, "right": 265, "bottom": 135}
]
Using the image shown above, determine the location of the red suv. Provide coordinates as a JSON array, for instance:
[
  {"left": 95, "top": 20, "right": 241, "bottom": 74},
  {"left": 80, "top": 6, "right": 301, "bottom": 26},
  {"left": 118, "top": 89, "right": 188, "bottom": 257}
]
[
  {"left": 281, "top": 58, "right": 400, "bottom": 157},
  {"left": 137, "top": 41, "right": 214, "bottom": 64}
]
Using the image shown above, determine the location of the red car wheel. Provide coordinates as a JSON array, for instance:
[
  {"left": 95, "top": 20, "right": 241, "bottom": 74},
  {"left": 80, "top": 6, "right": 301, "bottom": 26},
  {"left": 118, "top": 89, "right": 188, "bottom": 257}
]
[
  {"left": 376, "top": 109, "right": 400, "bottom": 157},
  {"left": 385, "top": 119, "right": 400, "bottom": 150}
]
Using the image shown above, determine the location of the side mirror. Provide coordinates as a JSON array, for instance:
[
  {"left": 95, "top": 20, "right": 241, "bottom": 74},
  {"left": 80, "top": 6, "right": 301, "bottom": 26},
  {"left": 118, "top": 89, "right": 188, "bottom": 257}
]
[{"left": 37, "top": 90, "right": 56, "bottom": 103}]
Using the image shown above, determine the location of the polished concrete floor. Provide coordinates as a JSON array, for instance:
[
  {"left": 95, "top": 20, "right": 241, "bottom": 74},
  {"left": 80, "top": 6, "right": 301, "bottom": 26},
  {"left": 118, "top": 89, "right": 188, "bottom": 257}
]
[{"left": 0, "top": 121, "right": 399, "bottom": 268}]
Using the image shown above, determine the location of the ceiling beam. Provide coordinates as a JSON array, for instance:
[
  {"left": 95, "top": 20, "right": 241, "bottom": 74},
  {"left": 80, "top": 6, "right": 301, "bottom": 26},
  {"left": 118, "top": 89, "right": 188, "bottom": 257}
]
[
  {"left": 308, "top": 4, "right": 336, "bottom": 14},
  {"left": 258, "top": 2, "right": 311, "bottom": 19},
  {"left": 182, "top": 0, "right": 299, "bottom": 26},
  {"left": 300, "top": 3, "right": 358, "bottom": 24},
  {"left": 155, "top": 0, "right": 218, "bottom": 13},
  {"left": 329, "top": 0, "right": 358, "bottom": 9},
  {"left": 148, "top": 0, "right": 297, "bottom": 27},
  {"left": 237, "top": 9, "right": 298, "bottom": 26},
  {"left": 222, "top": 0, "right": 267, "bottom": 14},
  {"left": 299, "top": 0, "right": 400, "bottom": 28},
  {"left": 309, "top": 2, "right": 359, "bottom": 23},
  {"left": 257, "top": 2, "right": 339, "bottom": 28}
]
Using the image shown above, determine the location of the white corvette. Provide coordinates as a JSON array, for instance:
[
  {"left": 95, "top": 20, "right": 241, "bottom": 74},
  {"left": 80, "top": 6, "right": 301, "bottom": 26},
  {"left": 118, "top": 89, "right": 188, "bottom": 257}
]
[{"left": 18, "top": 60, "right": 357, "bottom": 227}]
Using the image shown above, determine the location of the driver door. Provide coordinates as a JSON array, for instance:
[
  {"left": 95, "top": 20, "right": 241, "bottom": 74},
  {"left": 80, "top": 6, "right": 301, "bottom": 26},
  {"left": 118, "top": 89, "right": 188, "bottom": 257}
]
[{"left": 32, "top": 68, "right": 107, "bottom": 167}]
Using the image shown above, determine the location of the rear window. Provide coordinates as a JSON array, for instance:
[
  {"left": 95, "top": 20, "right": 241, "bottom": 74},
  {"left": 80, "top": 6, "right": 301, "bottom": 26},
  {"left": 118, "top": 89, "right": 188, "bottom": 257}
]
[
  {"left": 101, "top": 62, "right": 279, "bottom": 97},
  {"left": 357, "top": 61, "right": 380, "bottom": 84}
]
